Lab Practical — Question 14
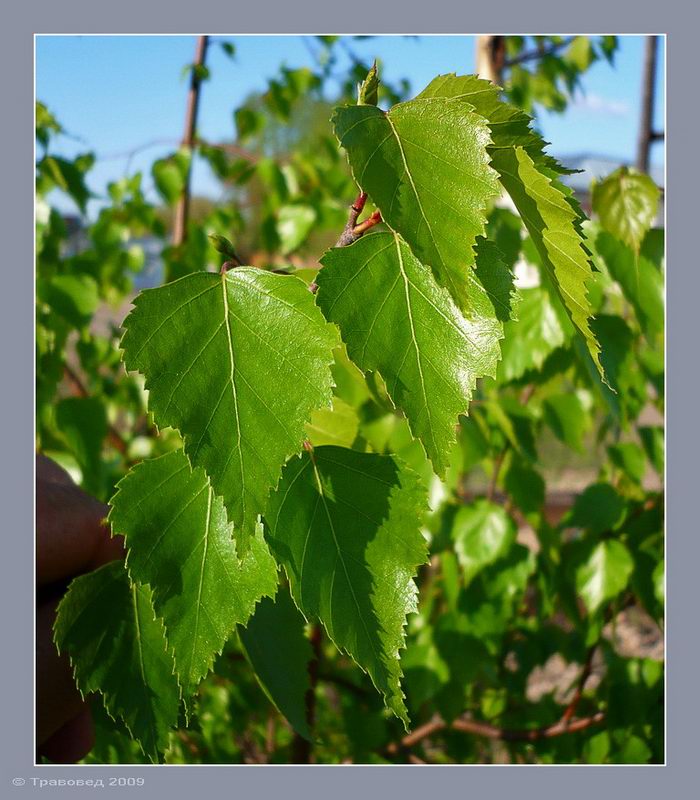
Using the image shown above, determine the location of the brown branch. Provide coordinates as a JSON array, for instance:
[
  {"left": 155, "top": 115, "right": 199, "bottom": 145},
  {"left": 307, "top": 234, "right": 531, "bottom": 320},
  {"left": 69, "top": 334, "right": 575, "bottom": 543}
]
[
  {"left": 487, "top": 448, "right": 507, "bottom": 501},
  {"left": 504, "top": 36, "right": 577, "bottom": 69},
  {"left": 561, "top": 643, "right": 597, "bottom": 724},
  {"left": 384, "top": 710, "right": 605, "bottom": 757},
  {"left": 333, "top": 193, "right": 383, "bottom": 248},
  {"left": 197, "top": 139, "right": 260, "bottom": 163},
  {"left": 173, "top": 35, "right": 209, "bottom": 247},
  {"left": 636, "top": 35, "right": 659, "bottom": 174}
]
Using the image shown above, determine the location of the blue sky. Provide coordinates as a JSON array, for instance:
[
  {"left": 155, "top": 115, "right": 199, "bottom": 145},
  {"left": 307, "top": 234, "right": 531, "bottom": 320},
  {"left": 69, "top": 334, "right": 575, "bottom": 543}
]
[{"left": 36, "top": 35, "right": 665, "bottom": 217}]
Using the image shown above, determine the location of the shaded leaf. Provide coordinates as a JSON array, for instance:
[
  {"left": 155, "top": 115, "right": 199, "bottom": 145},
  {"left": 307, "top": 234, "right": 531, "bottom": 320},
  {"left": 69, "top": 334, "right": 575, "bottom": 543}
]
[
  {"left": 542, "top": 393, "right": 591, "bottom": 453},
  {"left": 358, "top": 61, "right": 379, "bottom": 106},
  {"left": 54, "top": 562, "right": 180, "bottom": 761},
  {"left": 238, "top": 589, "right": 313, "bottom": 739},
  {"left": 566, "top": 483, "right": 626, "bottom": 535},
  {"left": 55, "top": 397, "right": 107, "bottom": 496},
  {"left": 639, "top": 426, "right": 664, "bottom": 475},
  {"left": 265, "top": 445, "right": 428, "bottom": 727},
  {"left": 492, "top": 146, "right": 604, "bottom": 381},
  {"left": 277, "top": 204, "right": 316, "bottom": 254},
  {"left": 151, "top": 152, "right": 190, "bottom": 206},
  {"left": 594, "top": 230, "right": 663, "bottom": 338},
  {"left": 305, "top": 397, "right": 359, "bottom": 448},
  {"left": 497, "top": 286, "right": 571, "bottom": 382}
]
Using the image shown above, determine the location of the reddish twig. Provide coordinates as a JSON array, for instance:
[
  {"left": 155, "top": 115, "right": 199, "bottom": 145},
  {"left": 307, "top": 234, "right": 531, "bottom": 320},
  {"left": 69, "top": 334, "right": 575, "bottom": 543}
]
[
  {"left": 384, "top": 710, "right": 605, "bottom": 757},
  {"left": 333, "top": 192, "right": 382, "bottom": 248}
]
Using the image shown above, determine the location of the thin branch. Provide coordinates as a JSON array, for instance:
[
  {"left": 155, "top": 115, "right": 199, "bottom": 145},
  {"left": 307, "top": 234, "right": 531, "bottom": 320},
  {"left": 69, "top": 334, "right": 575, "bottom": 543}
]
[
  {"left": 504, "top": 36, "right": 576, "bottom": 69},
  {"left": 62, "top": 364, "right": 129, "bottom": 456},
  {"left": 384, "top": 710, "right": 605, "bottom": 757},
  {"left": 333, "top": 193, "right": 382, "bottom": 248},
  {"left": 487, "top": 448, "right": 507, "bottom": 501},
  {"left": 173, "top": 35, "right": 209, "bottom": 247},
  {"left": 309, "top": 191, "right": 381, "bottom": 294},
  {"left": 561, "top": 643, "right": 597, "bottom": 724}
]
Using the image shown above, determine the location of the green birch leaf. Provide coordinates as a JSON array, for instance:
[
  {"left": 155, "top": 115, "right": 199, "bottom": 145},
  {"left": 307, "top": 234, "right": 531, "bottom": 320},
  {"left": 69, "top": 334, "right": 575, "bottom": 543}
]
[
  {"left": 358, "top": 61, "right": 379, "bottom": 106},
  {"left": 592, "top": 166, "right": 660, "bottom": 253},
  {"left": 594, "top": 230, "right": 664, "bottom": 338},
  {"left": 493, "top": 146, "right": 604, "bottom": 381},
  {"left": 497, "top": 286, "right": 571, "bottom": 382},
  {"left": 576, "top": 540, "right": 634, "bottom": 615},
  {"left": 121, "top": 269, "right": 337, "bottom": 550},
  {"left": 451, "top": 500, "right": 517, "bottom": 585},
  {"left": 332, "top": 98, "right": 501, "bottom": 310},
  {"left": 238, "top": 589, "right": 313, "bottom": 740},
  {"left": 54, "top": 561, "right": 180, "bottom": 761},
  {"left": 542, "top": 393, "right": 591, "bottom": 453},
  {"left": 317, "top": 231, "right": 512, "bottom": 475},
  {"left": 305, "top": 397, "right": 360, "bottom": 448},
  {"left": 277, "top": 204, "right": 316, "bottom": 255},
  {"left": 416, "top": 73, "right": 569, "bottom": 173},
  {"left": 109, "top": 450, "right": 279, "bottom": 698},
  {"left": 264, "top": 445, "right": 428, "bottom": 728},
  {"left": 639, "top": 426, "right": 664, "bottom": 475}
]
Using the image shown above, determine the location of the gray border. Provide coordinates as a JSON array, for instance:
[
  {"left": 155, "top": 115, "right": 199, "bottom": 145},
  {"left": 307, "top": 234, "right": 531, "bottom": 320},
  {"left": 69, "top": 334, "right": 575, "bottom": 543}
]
[{"left": 3, "top": 0, "right": 694, "bottom": 797}]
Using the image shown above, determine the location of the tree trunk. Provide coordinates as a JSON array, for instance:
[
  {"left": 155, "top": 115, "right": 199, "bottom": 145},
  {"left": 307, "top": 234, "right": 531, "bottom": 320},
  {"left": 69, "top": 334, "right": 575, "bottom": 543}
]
[
  {"left": 476, "top": 35, "right": 506, "bottom": 85},
  {"left": 173, "top": 35, "right": 209, "bottom": 247},
  {"left": 636, "top": 35, "right": 658, "bottom": 174}
]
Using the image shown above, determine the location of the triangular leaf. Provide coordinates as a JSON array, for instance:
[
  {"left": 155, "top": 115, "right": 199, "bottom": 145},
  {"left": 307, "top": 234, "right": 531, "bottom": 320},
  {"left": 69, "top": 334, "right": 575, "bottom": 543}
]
[
  {"left": 238, "top": 589, "right": 313, "bottom": 740},
  {"left": 333, "top": 98, "right": 501, "bottom": 310},
  {"left": 54, "top": 561, "right": 180, "bottom": 761},
  {"left": 576, "top": 540, "right": 634, "bottom": 615},
  {"left": 451, "top": 500, "right": 517, "bottom": 586},
  {"left": 264, "top": 445, "right": 428, "bottom": 728},
  {"left": 591, "top": 166, "right": 660, "bottom": 253},
  {"left": 121, "top": 269, "right": 337, "bottom": 550},
  {"left": 109, "top": 449, "right": 279, "bottom": 698},
  {"left": 317, "top": 231, "right": 513, "bottom": 475}
]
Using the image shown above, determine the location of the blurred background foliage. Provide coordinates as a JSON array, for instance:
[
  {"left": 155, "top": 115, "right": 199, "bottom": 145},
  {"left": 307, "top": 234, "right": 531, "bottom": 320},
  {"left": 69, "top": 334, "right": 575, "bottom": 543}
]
[{"left": 36, "top": 34, "right": 664, "bottom": 764}]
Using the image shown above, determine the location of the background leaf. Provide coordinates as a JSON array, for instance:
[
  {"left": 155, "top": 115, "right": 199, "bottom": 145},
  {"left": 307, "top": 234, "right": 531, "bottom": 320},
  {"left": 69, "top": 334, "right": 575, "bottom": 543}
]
[
  {"left": 238, "top": 588, "right": 313, "bottom": 740},
  {"left": 592, "top": 166, "right": 660, "bottom": 253}
]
